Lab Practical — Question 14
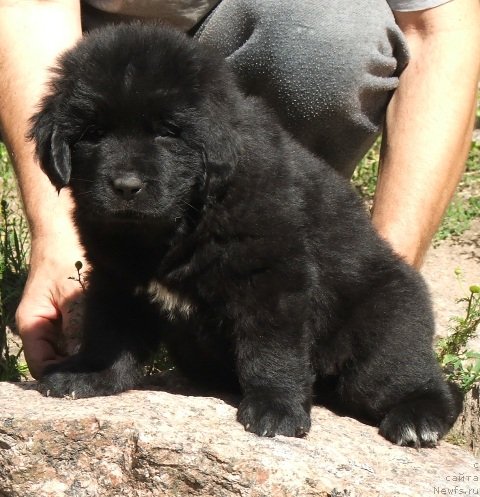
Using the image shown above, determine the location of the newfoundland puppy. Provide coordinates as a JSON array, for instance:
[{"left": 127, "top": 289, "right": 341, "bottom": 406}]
[{"left": 29, "top": 23, "right": 462, "bottom": 446}]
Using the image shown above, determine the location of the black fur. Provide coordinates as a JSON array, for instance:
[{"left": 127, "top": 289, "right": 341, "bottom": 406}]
[{"left": 29, "top": 23, "right": 462, "bottom": 446}]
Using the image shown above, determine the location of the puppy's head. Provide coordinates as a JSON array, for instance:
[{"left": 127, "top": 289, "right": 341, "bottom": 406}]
[{"left": 29, "top": 23, "right": 243, "bottom": 227}]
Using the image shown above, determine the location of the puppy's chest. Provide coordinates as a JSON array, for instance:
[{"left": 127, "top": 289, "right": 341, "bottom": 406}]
[{"left": 135, "top": 279, "right": 195, "bottom": 321}]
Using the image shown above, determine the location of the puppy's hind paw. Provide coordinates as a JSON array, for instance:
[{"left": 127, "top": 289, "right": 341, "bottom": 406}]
[
  {"left": 379, "top": 403, "right": 449, "bottom": 448},
  {"left": 237, "top": 393, "right": 311, "bottom": 438}
]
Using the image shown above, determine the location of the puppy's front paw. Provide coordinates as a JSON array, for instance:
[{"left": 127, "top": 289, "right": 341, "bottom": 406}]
[
  {"left": 38, "top": 370, "right": 97, "bottom": 399},
  {"left": 237, "top": 393, "right": 311, "bottom": 438},
  {"left": 38, "top": 356, "right": 141, "bottom": 399}
]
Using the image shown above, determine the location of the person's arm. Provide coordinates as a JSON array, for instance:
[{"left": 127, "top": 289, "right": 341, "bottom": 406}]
[
  {"left": 372, "top": 0, "right": 480, "bottom": 268},
  {"left": 0, "top": 0, "right": 84, "bottom": 379}
]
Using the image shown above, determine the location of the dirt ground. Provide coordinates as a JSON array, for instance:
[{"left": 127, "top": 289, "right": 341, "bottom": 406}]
[{"left": 422, "top": 218, "right": 480, "bottom": 349}]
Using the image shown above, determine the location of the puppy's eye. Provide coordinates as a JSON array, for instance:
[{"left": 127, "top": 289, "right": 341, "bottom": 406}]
[
  {"left": 79, "top": 125, "right": 105, "bottom": 143},
  {"left": 151, "top": 121, "right": 181, "bottom": 139}
]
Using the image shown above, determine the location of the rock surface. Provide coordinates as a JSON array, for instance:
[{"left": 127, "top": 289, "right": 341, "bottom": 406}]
[{"left": 0, "top": 382, "right": 479, "bottom": 497}]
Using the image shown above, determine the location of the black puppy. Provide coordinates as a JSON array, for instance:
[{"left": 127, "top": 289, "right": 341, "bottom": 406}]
[{"left": 30, "top": 23, "right": 462, "bottom": 446}]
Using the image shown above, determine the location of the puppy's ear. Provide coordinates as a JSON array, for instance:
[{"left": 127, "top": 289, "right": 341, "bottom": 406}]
[
  {"left": 28, "top": 108, "right": 71, "bottom": 191},
  {"left": 200, "top": 111, "right": 242, "bottom": 185},
  {"left": 200, "top": 122, "right": 241, "bottom": 200}
]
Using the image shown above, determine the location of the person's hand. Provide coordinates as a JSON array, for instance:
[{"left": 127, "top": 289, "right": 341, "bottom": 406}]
[
  {"left": 0, "top": 0, "right": 84, "bottom": 379},
  {"left": 15, "top": 233, "right": 86, "bottom": 380}
]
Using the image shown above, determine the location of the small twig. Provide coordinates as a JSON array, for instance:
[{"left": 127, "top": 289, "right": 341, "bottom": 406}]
[{"left": 68, "top": 260, "right": 87, "bottom": 292}]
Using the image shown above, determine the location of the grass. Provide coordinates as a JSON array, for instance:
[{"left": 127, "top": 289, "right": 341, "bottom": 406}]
[{"left": 0, "top": 142, "right": 29, "bottom": 380}]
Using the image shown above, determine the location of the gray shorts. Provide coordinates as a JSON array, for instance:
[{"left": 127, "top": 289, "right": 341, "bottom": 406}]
[{"left": 83, "top": 0, "right": 409, "bottom": 176}]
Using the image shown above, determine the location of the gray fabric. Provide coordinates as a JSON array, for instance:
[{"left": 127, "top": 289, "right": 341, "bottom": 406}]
[
  {"left": 387, "top": 0, "right": 452, "bottom": 11},
  {"left": 83, "top": 0, "right": 220, "bottom": 30},
  {"left": 196, "top": 0, "right": 409, "bottom": 176},
  {"left": 81, "top": 0, "right": 453, "bottom": 26}
]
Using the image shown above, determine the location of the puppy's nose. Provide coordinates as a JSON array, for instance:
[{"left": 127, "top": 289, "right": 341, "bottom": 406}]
[{"left": 112, "top": 175, "right": 144, "bottom": 200}]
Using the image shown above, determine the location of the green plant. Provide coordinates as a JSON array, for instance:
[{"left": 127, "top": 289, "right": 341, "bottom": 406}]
[
  {"left": 465, "top": 139, "right": 480, "bottom": 173},
  {"left": 352, "top": 138, "right": 381, "bottom": 202},
  {"left": 0, "top": 143, "right": 30, "bottom": 380},
  {"left": 435, "top": 195, "right": 480, "bottom": 242},
  {"left": 437, "top": 284, "right": 480, "bottom": 393}
]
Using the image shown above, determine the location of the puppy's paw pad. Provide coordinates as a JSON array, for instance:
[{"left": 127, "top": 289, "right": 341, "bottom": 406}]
[
  {"left": 380, "top": 408, "right": 445, "bottom": 448},
  {"left": 237, "top": 394, "right": 311, "bottom": 438}
]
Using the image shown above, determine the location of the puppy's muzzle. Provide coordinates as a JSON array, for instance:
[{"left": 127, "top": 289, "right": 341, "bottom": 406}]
[{"left": 112, "top": 174, "right": 144, "bottom": 201}]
